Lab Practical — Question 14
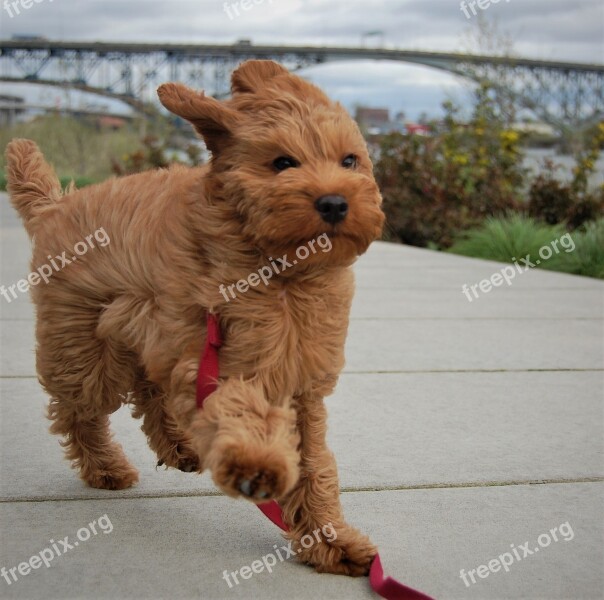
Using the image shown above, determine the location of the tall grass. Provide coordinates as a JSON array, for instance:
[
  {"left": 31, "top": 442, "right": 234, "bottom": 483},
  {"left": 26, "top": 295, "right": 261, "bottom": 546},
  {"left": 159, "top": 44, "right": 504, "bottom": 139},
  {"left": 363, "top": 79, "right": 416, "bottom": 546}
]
[
  {"left": 553, "top": 219, "right": 604, "bottom": 279},
  {"left": 449, "top": 214, "right": 566, "bottom": 263},
  {"left": 0, "top": 115, "right": 143, "bottom": 182},
  {"left": 449, "top": 214, "right": 604, "bottom": 279}
]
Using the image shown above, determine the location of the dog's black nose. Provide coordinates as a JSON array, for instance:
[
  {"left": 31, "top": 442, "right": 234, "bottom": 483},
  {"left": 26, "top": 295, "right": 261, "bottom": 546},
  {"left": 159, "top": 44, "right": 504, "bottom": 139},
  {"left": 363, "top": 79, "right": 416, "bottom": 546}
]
[{"left": 314, "top": 195, "right": 348, "bottom": 224}]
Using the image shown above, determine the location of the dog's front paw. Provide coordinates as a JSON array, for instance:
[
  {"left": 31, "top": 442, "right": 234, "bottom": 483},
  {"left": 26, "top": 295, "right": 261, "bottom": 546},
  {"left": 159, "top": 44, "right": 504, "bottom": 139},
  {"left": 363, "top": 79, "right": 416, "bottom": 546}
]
[
  {"left": 207, "top": 442, "right": 299, "bottom": 503},
  {"left": 296, "top": 524, "right": 377, "bottom": 576}
]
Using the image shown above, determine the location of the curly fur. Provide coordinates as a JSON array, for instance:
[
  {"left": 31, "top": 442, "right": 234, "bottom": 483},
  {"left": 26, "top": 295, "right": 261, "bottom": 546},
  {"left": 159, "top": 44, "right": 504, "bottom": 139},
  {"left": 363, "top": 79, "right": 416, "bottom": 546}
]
[{"left": 5, "top": 59, "right": 384, "bottom": 576}]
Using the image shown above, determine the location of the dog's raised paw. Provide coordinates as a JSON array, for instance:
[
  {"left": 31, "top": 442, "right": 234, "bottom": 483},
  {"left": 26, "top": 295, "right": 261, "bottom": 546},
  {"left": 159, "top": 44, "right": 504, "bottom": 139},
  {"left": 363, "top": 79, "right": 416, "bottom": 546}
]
[
  {"left": 237, "top": 471, "right": 274, "bottom": 500},
  {"left": 209, "top": 444, "right": 299, "bottom": 503}
]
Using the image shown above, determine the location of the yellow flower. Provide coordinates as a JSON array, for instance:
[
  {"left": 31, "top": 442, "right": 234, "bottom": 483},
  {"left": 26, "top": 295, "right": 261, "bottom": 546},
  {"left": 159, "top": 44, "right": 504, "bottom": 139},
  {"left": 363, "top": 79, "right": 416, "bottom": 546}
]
[
  {"left": 452, "top": 154, "right": 469, "bottom": 165},
  {"left": 501, "top": 130, "right": 519, "bottom": 143}
]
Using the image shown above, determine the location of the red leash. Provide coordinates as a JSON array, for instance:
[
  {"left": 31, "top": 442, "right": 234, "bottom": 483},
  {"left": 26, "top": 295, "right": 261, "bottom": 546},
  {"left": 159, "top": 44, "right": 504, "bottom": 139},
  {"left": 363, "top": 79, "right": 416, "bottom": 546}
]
[
  {"left": 196, "top": 311, "right": 223, "bottom": 408},
  {"left": 197, "top": 312, "right": 435, "bottom": 600}
]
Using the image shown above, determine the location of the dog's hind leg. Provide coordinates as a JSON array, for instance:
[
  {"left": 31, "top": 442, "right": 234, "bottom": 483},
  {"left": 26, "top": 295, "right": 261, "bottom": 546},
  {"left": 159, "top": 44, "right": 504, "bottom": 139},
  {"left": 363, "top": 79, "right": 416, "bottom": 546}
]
[
  {"left": 48, "top": 409, "right": 139, "bottom": 490},
  {"left": 131, "top": 378, "right": 200, "bottom": 473},
  {"left": 38, "top": 302, "right": 140, "bottom": 490}
]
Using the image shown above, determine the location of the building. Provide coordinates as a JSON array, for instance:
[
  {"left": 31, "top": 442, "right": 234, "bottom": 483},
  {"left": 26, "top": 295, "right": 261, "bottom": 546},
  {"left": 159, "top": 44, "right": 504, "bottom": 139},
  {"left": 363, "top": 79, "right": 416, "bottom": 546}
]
[{"left": 0, "top": 95, "right": 25, "bottom": 127}]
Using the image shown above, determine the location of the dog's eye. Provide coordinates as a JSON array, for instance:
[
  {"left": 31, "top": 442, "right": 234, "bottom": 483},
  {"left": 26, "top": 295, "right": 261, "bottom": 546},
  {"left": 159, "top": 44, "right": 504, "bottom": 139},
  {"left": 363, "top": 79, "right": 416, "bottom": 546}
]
[
  {"left": 342, "top": 154, "right": 357, "bottom": 169},
  {"left": 273, "top": 156, "right": 299, "bottom": 171}
]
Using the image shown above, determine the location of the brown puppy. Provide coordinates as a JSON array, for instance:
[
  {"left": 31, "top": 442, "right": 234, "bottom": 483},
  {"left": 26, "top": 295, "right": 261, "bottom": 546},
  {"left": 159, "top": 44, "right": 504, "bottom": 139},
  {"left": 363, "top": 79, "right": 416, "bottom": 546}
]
[{"left": 5, "top": 60, "right": 384, "bottom": 575}]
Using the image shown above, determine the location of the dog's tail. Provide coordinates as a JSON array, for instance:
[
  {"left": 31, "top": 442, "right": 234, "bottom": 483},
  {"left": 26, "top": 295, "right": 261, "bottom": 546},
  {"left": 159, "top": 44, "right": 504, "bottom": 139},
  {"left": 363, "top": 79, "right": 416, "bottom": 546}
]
[{"left": 5, "top": 139, "right": 62, "bottom": 237}]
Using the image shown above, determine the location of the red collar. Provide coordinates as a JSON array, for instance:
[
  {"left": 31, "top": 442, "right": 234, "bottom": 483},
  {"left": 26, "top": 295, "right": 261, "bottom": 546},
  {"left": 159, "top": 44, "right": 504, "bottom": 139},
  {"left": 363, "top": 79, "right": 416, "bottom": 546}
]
[{"left": 196, "top": 311, "right": 434, "bottom": 600}]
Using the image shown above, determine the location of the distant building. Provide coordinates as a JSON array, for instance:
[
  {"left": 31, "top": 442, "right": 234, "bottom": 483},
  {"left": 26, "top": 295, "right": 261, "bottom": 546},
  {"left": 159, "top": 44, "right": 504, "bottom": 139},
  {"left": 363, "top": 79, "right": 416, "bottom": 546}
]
[
  {"left": 0, "top": 95, "right": 25, "bottom": 127},
  {"left": 405, "top": 123, "right": 430, "bottom": 136},
  {"left": 97, "top": 116, "right": 128, "bottom": 130},
  {"left": 355, "top": 106, "right": 430, "bottom": 137},
  {"left": 512, "top": 121, "right": 556, "bottom": 136},
  {"left": 355, "top": 107, "right": 392, "bottom": 135}
]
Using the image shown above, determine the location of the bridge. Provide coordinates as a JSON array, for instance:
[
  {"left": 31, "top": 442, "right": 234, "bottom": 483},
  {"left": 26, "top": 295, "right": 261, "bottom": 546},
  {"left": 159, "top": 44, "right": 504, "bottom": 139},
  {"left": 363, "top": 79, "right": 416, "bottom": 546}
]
[{"left": 1, "top": 39, "right": 602, "bottom": 127}]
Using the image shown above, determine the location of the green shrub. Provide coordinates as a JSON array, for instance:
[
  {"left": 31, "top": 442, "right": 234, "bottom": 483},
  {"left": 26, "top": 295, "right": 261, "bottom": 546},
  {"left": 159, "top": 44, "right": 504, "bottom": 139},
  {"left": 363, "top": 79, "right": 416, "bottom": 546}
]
[
  {"left": 0, "top": 115, "right": 143, "bottom": 181},
  {"left": 376, "top": 86, "right": 524, "bottom": 249},
  {"left": 566, "top": 190, "right": 604, "bottom": 230},
  {"left": 553, "top": 219, "right": 604, "bottom": 279},
  {"left": 448, "top": 214, "right": 566, "bottom": 264},
  {"left": 528, "top": 156, "right": 604, "bottom": 230},
  {"left": 58, "top": 176, "right": 97, "bottom": 190},
  {"left": 449, "top": 214, "right": 604, "bottom": 279},
  {"left": 527, "top": 165, "right": 573, "bottom": 225},
  {"left": 0, "top": 171, "right": 97, "bottom": 192}
]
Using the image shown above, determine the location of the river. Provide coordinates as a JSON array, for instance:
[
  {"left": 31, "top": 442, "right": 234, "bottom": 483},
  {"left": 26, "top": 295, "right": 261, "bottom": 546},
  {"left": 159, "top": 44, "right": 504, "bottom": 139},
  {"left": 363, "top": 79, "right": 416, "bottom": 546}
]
[{"left": 523, "top": 148, "right": 604, "bottom": 188}]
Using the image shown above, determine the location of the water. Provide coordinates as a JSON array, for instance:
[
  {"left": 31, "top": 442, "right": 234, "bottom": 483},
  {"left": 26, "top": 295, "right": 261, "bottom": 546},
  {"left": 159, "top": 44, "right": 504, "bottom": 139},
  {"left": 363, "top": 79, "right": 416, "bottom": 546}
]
[{"left": 523, "top": 148, "right": 604, "bottom": 188}]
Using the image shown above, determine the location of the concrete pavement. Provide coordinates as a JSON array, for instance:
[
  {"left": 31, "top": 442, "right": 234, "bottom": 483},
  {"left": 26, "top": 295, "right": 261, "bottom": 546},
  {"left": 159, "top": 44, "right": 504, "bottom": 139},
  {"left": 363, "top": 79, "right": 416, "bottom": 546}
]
[{"left": 1, "top": 191, "right": 602, "bottom": 599}]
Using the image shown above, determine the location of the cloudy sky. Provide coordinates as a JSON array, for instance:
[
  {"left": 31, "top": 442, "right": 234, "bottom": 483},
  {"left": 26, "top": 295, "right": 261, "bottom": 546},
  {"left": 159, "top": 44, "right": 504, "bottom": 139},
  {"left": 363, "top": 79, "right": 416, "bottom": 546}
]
[{"left": 1, "top": 0, "right": 602, "bottom": 119}]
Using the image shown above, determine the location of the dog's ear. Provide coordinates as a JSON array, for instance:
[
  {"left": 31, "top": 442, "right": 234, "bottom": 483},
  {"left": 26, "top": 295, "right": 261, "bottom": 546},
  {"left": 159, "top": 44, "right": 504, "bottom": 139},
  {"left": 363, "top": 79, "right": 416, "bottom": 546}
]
[
  {"left": 231, "top": 60, "right": 289, "bottom": 95},
  {"left": 157, "top": 83, "right": 240, "bottom": 155}
]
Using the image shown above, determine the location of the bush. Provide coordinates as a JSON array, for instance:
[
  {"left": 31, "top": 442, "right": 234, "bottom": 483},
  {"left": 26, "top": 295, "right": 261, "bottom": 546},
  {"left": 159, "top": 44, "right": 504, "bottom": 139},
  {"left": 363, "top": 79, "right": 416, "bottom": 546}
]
[
  {"left": 527, "top": 163, "right": 574, "bottom": 225},
  {"left": 58, "top": 176, "right": 97, "bottom": 190},
  {"left": 553, "top": 219, "right": 604, "bottom": 279},
  {"left": 448, "top": 214, "right": 604, "bottom": 279},
  {"left": 0, "top": 115, "right": 143, "bottom": 181},
  {"left": 111, "top": 135, "right": 204, "bottom": 176},
  {"left": 566, "top": 190, "right": 604, "bottom": 230},
  {"left": 0, "top": 171, "right": 96, "bottom": 192},
  {"left": 448, "top": 214, "right": 566, "bottom": 264},
  {"left": 377, "top": 133, "right": 479, "bottom": 248},
  {"left": 528, "top": 152, "right": 604, "bottom": 230},
  {"left": 377, "top": 88, "right": 603, "bottom": 250},
  {"left": 376, "top": 86, "right": 524, "bottom": 249}
]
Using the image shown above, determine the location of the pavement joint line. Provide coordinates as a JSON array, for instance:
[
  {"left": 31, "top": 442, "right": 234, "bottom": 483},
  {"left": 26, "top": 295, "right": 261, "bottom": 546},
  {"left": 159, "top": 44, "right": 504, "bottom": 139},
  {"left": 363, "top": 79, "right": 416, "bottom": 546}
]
[
  {"left": 340, "top": 477, "right": 604, "bottom": 493},
  {"left": 2, "top": 368, "right": 603, "bottom": 380},
  {"left": 350, "top": 317, "right": 603, "bottom": 321},
  {"left": 4, "top": 313, "right": 602, "bottom": 329},
  {"left": 342, "top": 368, "right": 603, "bottom": 374},
  {"left": 3, "top": 317, "right": 603, "bottom": 323},
  {"left": 1, "top": 477, "right": 602, "bottom": 504},
  {"left": 354, "top": 286, "right": 603, "bottom": 291}
]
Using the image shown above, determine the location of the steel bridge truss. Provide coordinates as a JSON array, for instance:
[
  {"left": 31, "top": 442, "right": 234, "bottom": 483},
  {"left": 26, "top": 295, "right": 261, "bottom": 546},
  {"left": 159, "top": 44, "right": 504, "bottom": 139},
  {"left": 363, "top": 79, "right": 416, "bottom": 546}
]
[{"left": 1, "top": 41, "right": 602, "bottom": 127}]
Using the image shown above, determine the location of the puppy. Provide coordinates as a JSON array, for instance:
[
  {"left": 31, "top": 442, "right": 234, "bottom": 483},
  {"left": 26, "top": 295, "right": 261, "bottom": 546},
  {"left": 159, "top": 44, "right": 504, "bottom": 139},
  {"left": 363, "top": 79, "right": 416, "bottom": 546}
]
[{"left": 5, "top": 59, "right": 384, "bottom": 575}]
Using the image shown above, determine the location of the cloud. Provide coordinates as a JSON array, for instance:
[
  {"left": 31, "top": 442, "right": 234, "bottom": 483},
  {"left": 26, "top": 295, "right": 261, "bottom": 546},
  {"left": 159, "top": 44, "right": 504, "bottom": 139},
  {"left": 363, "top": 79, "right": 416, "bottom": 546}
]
[{"left": 1, "top": 0, "right": 601, "bottom": 119}]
